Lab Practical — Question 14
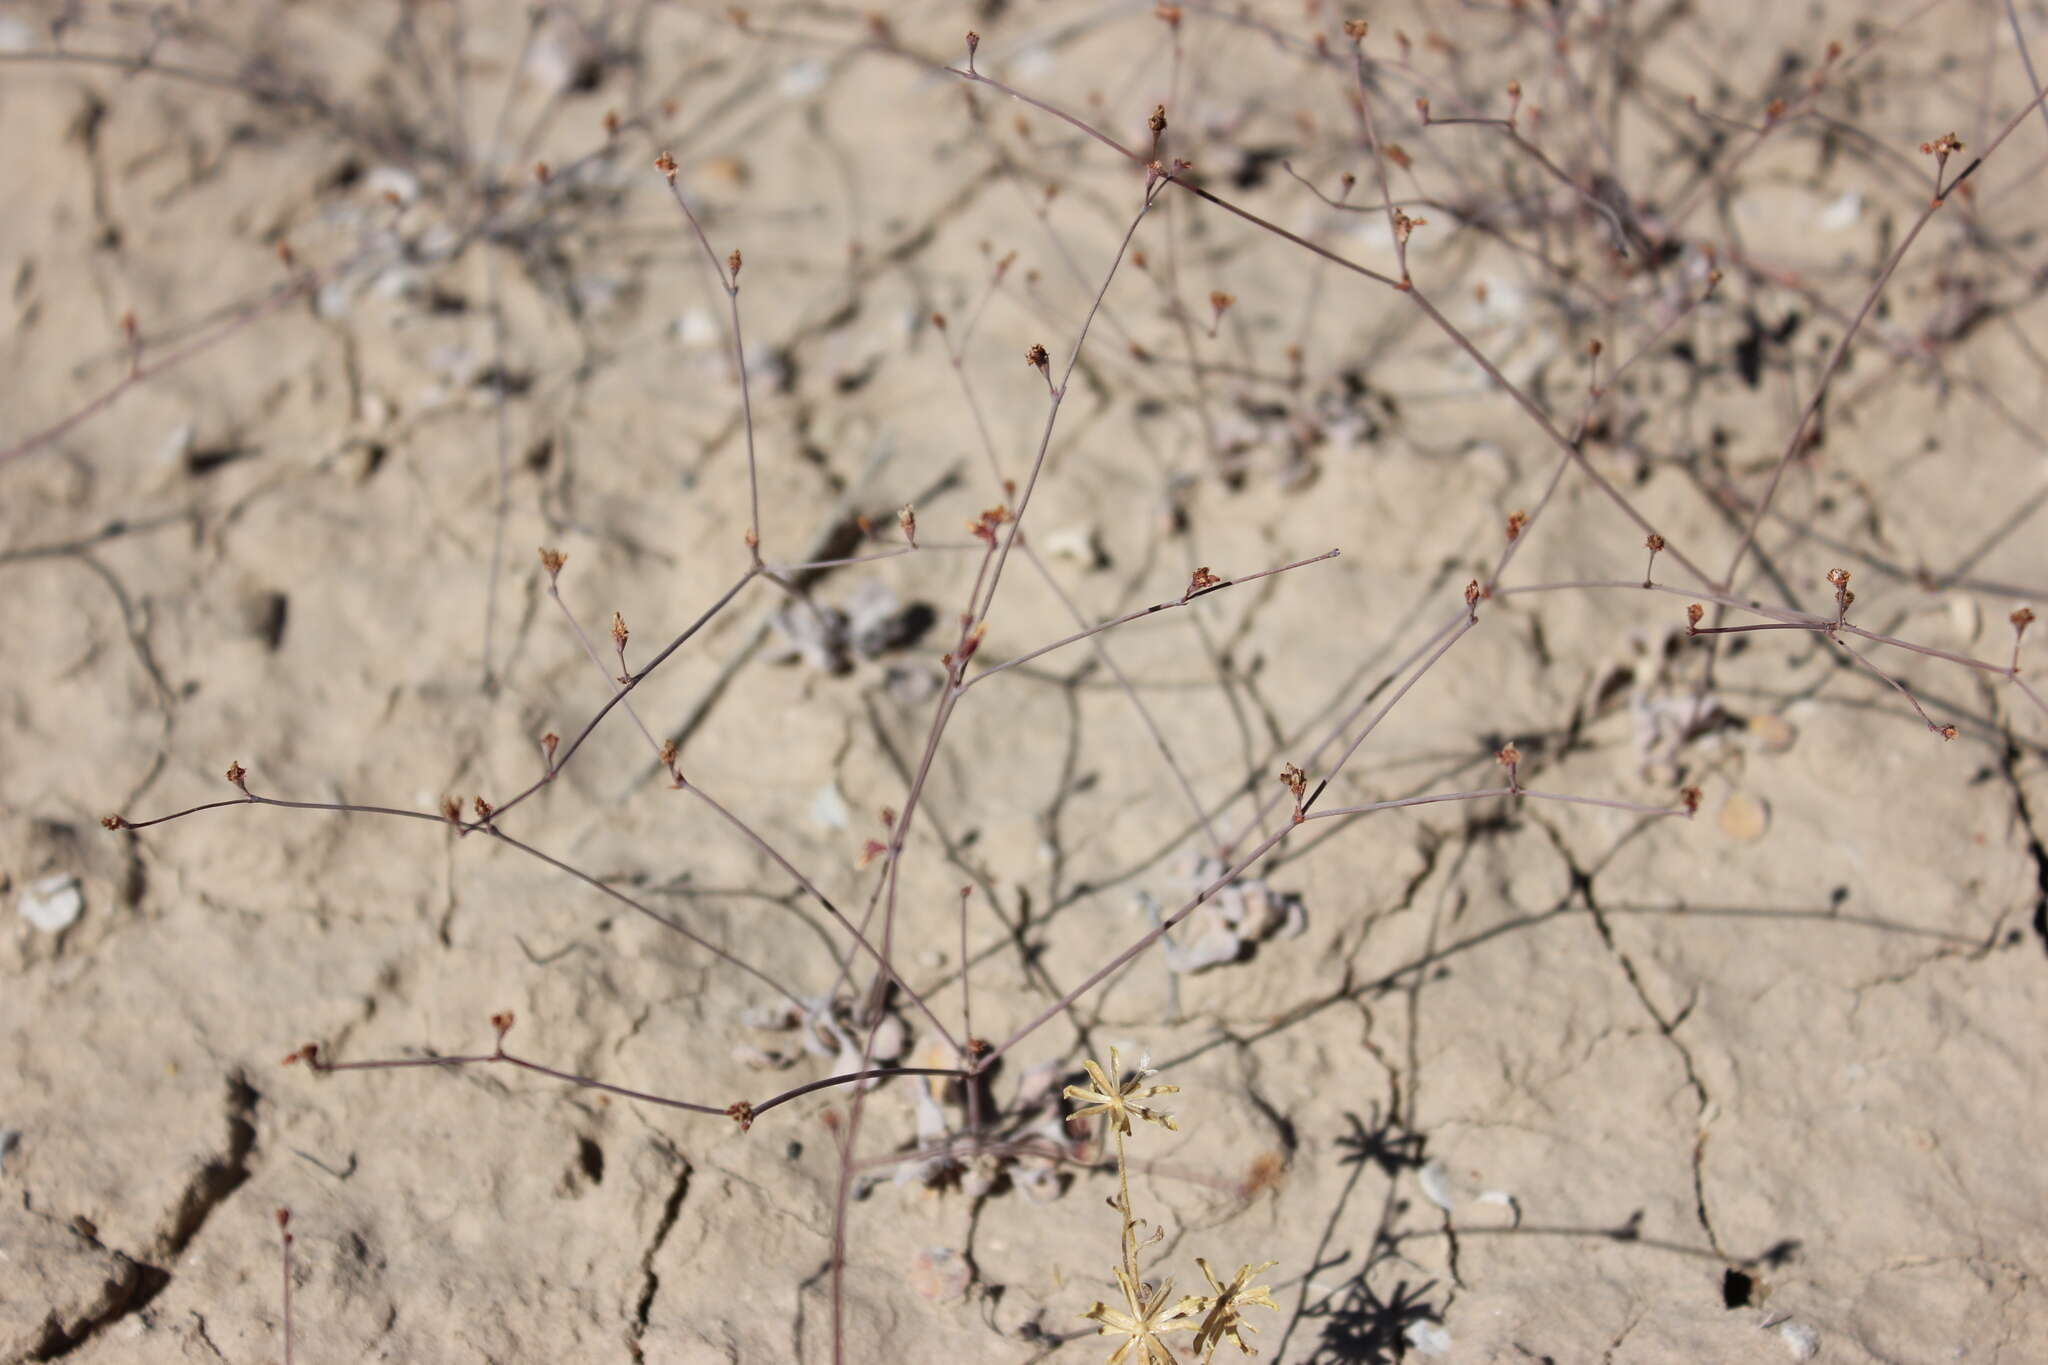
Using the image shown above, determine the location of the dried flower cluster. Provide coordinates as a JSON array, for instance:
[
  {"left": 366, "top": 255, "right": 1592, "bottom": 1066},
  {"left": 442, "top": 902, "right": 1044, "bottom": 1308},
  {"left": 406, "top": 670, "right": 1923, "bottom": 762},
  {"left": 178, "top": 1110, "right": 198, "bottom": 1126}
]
[{"left": 1066, "top": 1052, "right": 1277, "bottom": 1363}]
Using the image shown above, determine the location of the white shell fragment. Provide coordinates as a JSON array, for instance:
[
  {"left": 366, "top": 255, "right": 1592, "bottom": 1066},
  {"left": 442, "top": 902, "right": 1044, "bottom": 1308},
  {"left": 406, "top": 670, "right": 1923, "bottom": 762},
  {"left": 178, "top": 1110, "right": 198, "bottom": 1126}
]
[
  {"left": 1770, "top": 1318, "right": 1820, "bottom": 1360},
  {"left": 1404, "top": 1321, "right": 1453, "bottom": 1356},
  {"left": 526, "top": 16, "right": 602, "bottom": 95},
  {"left": 1041, "top": 526, "right": 1105, "bottom": 568},
  {"left": 18, "top": 874, "right": 83, "bottom": 933},
  {"left": 1820, "top": 191, "right": 1863, "bottom": 231},
  {"left": 364, "top": 165, "right": 421, "bottom": 206},
  {"left": 673, "top": 309, "right": 719, "bottom": 348},
  {"left": 810, "top": 782, "right": 851, "bottom": 831},
  {"left": 1418, "top": 1160, "right": 1458, "bottom": 1211},
  {"left": 1160, "top": 857, "right": 1307, "bottom": 975},
  {"left": 779, "top": 60, "right": 828, "bottom": 97},
  {"left": 770, "top": 581, "right": 926, "bottom": 674},
  {"left": 1475, "top": 1189, "right": 1523, "bottom": 1226}
]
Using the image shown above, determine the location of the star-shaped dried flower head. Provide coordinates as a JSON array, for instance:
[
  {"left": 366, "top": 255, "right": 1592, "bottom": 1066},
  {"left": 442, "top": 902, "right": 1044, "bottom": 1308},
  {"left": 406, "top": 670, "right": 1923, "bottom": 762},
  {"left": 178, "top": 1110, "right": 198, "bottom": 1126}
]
[
  {"left": 1185, "top": 1257, "right": 1279, "bottom": 1357},
  {"left": 1082, "top": 1261, "right": 1196, "bottom": 1365},
  {"left": 1065, "top": 1048, "right": 1180, "bottom": 1136}
]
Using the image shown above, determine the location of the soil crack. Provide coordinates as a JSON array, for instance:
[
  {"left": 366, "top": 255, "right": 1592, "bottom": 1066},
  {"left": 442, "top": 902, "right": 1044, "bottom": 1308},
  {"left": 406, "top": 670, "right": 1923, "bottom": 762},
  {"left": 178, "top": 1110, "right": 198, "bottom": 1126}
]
[{"left": 627, "top": 1143, "right": 692, "bottom": 1362}]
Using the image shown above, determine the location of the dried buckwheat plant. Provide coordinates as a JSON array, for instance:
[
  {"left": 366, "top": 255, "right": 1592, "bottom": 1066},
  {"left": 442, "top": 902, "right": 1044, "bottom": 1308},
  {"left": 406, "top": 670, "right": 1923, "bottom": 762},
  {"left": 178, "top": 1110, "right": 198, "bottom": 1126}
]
[{"left": 4, "top": 2, "right": 2046, "bottom": 1362}]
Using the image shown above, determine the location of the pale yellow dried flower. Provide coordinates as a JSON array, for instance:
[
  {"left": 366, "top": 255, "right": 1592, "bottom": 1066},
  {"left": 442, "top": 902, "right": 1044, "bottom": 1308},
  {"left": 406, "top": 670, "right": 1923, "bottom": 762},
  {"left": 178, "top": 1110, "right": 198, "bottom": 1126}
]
[
  {"left": 1184, "top": 1257, "right": 1280, "bottom": 1357},
  {"left": 1082, "top": 1261, "right": 1197, "bottom": 1365},
  {"left": 1065, "top": 1048, "right": 1180, "bottom": 1135}
]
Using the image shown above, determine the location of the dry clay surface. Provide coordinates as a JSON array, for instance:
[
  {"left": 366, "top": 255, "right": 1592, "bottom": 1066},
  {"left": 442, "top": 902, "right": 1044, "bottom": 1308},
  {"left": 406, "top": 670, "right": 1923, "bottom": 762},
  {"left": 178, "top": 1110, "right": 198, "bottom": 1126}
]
[{"left": 3, "top": 2, "right": 2046, "bottom": 1362}]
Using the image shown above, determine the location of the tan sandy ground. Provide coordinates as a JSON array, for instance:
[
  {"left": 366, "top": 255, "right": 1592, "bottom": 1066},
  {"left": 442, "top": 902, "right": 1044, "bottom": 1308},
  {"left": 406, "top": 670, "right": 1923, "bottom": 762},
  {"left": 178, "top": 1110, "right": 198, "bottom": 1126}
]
[{"left": 3, "top": 2, "right": 2046, "bottom": 1361}]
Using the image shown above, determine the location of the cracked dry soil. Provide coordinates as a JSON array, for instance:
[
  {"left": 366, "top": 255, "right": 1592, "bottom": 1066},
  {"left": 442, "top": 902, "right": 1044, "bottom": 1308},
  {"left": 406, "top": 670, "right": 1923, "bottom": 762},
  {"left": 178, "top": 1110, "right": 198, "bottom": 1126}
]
[{"left": 4, "top": 2, "right": 2048, "bottom": 1362}]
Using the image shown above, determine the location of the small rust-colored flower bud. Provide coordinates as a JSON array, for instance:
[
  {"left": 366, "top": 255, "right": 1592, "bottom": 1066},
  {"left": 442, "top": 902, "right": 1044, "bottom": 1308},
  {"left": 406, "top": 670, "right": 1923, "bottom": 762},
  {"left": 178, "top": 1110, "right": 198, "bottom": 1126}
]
[
  {"left": 611, "top": 611, "right": 629, "bottom": 651},
  {"left": 1343, "top": 18, "right": 1369, "bottom": 41},
  {"left": 727, "top": 1100, "right": 756, "bottom": 1131},
  {"left": 539, "top": 547, "right": 567, "bottom": 580},
  {"left": 1505, "top": 510, "right": 1528, "bottom": 541},
  {"left": 1646, "top": 533, "right": 1665, "bottom": 552},
  {"left": 1415, "top": 96, "right": 1431, "bottom": 122},
  {"left": 1185, "top": 566, "right": 1223, "bottom": 600},
  {"left": 1464, "top": 580, "right": 1482, "bottom": 613},
  {"left": 441, "top": 796, "right": 462, "bottom": 825},
  {"left": 541, "top": 732, "right": 560, "bottom": 765},
  {"left": 1280, "top": 763, "right": 1308, "bottom": 801},
  {"left": 898, "top": 505, "right": 917, "bottom": 547},
  {"left": 1939, "top": 724, "right": 1958, "bottom": 741},
  {"left": 1687, "top": 603, "right": 1705, "bottom": 632},
  {"left": 2013, "top": 607, "right": 2037, "bottom": 636},
  {"left": 473, "top": 795, "right": 494, "bottom": 822},
  {"left": 1025, "top": 343, "right": 1050, "bottom": 371},
  {"left": 101, "top": 814, "right": 126, "bottom": 830},
  {"left": 727, "top": 248, "right": 742, "bottom": 279},
  {"left": 1680, "top": 785, "right": 1702, "bottom": 815},
  {"left": 491, "top": 1010, "right": 515, "bottom": 1037},
  {"left": 654, "top": 151, "right": 678, "bottom": 182},
  {"left": 1149, "top": 104, "right": 1168, "bottom": 136},
  {"left": 226, "top": 761, "right": 248, "bottom": 788}
]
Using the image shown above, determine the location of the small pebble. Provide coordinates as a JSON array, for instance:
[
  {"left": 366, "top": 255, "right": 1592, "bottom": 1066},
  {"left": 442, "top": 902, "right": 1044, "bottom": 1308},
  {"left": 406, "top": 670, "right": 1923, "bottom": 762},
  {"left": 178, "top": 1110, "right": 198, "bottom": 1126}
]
[
  {"left": 909, "top": 1247, "right": 970, "bottom": 1301},
  {"left": 699, "top": 155, "right": 749, "bottom": 188},
  {"left": 1717, "top": 792, "right": 1770, "bottom": 842},
  {"left": 1747, "top": 713, "right": 1796, "bottom": 753}
]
